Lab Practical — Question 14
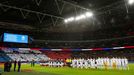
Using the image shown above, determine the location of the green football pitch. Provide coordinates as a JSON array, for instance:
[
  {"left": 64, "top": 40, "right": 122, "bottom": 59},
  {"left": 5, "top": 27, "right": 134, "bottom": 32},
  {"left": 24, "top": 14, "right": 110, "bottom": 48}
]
[{"left": 1, "top": 64, "right": 134, "bottom": 75}]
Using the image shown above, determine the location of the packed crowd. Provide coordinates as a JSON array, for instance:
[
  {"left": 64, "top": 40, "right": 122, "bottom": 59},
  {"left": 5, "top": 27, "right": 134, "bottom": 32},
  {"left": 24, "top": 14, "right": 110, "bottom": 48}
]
[
  {"left": 0, "top": 49, "right": 50, "bottom": 62},
  {"left": 7, "top": 54, "right": 49, "bottom": 62},
  {"left": 0, "top": 49, "right": 132, "bottom": 71}
]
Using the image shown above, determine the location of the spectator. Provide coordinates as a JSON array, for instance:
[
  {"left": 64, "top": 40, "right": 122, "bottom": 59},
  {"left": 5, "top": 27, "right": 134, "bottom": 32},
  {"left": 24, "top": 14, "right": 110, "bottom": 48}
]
[
  {"left": 18, "top": 60, "right": 21, "bottom": 72},
  {"left": 31, "top": 59, "right": 35, "bottom": 67},
  {"left": 4, "top": 61, "right": 8, "bottom": 72},
  {"left": 14, "top": 60, "right": 17, "bottom": 71},
  {"left": 8, "top": 60, "right": 12, "bottom": 72}
]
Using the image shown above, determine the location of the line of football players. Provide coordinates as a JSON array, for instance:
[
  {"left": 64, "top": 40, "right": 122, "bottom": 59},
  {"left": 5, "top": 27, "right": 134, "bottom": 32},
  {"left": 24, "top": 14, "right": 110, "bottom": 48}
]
[{"left": 71, "top": 57, "right": 129, "bottom": 70}]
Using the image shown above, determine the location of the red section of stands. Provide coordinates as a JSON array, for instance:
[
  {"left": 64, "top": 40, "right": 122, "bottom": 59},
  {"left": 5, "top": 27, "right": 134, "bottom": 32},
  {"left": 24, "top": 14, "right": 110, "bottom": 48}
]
[{"left": 42, "top": 51, "right": 71, "bottom": 59}]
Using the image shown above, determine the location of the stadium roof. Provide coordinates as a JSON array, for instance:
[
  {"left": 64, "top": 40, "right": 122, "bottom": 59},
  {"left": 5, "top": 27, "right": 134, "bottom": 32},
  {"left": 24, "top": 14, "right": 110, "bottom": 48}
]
[{"left": 0, "top": 0, "right": 134, "bottom": 32}]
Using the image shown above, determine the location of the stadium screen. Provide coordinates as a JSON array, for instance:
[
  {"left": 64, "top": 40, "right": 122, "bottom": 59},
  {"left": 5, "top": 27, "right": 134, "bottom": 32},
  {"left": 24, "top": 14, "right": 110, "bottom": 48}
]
[{"left": 3, "top": 33, "right": 28, "bottom": 43}]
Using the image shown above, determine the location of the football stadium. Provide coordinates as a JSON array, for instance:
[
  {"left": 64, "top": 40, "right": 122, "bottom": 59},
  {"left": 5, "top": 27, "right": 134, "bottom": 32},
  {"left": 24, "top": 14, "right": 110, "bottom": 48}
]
[{"left": 0, "top": 0, "right": 134, "bottom": 75}]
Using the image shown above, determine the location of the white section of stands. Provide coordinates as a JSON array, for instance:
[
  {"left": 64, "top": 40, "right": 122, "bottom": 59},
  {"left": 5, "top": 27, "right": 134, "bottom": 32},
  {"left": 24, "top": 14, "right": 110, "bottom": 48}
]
[
  {"left": 7, "top": 54, "right": 50, "bottom": 62},
  {"left": 2, "top": 48, "right": 50, "bottom": 62}
]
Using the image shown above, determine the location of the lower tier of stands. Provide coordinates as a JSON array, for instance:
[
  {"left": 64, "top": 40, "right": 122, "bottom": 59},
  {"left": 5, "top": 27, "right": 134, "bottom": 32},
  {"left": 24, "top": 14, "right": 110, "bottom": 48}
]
[
  {"left": 7, "top": 54, "right": 49, "bottom": 62},
  {"left": 0, "top": 49, "right": 134, "bottom": 62},
  {"left": 43, "top": 51, "right": 71, "bottom": 59}
]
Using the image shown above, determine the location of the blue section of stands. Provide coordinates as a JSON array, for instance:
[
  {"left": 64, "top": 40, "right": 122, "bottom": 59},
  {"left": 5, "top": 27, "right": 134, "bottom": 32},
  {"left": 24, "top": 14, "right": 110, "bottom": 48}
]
[
  {"left": 0, "top": 57, "right": 11, "bottom": 62},
  {"left": 0, "top": 53, "right": 11, "bottom": 62},
  {"left": 0, "top": 57, "right": 5, "bottom": 62}
]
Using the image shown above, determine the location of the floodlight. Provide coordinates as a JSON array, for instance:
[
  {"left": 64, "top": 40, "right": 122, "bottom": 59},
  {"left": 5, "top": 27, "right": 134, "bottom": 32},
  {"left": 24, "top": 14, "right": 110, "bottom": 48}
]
[
  {"left": 68, "top": 17, "right": 75, "bottom": 21},
  {"left": 128, "top": 0, "right": 134, "bottom": 5},
  {"left": 75, "top": 16, "right": 81, "bottom": 21},
  {"left": 64, "top": 19, "right": 68, "bottom": 23},
  {"left": 85, "top": 12, "right": 93, "bottom": 17},
  {"left": 79, "top": 15, "right": 86, "bottom": 19},
  {"left": 75, "top": 15, "right": 86, "bottom": 21},
  {"left": 64, "top": 11, "right": 93, "bottom": 23}
]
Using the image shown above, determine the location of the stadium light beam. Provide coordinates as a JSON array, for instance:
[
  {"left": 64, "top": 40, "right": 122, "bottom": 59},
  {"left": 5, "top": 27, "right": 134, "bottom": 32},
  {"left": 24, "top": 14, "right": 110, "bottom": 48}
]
[
  {"left": 85, "top": 12, "right": 93, "bottom": 17},
  {"left": 75, "top": 16, "right": 81, "bottom": 21},
  {"left": 64, "top": 11, "right": 94, "bottom": 23},
  {"left": 64, "top": 17, "right": 75, "bottom": 23},
  {"left": 64, "top": 19, "right": 68, "bottom": 23},
  {"left": 128, "top": 0, "right": 134, "bottom": 5},
  {"left": 75, "top": 15, "right": 86, "bottom": 21},
  {"left": 68, "top": 17, "right": 75, "bottom": 21},
  {"left": 79, "top": 15, "right": 86, "bottom": 19}
]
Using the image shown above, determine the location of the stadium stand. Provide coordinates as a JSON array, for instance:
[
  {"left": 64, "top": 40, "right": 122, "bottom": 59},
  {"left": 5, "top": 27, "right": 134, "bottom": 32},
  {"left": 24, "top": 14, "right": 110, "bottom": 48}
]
[
  {"left": 43, "top": 51, "right": 71, "bottom": 59},
  {"left": 0, "top": 52, "right": 11, "bottom": 62},
  {"left": 71, "top": 50, "right": 134, "bottom": 62},
  {"left": 0, "top": 47, "right": 134, "bottom": 63},
  {"left": 7, "top": 54, "right": 49, "bottom": 62},
  {"left": 0, "top": 48, "right": 50, "bottom": 62}
]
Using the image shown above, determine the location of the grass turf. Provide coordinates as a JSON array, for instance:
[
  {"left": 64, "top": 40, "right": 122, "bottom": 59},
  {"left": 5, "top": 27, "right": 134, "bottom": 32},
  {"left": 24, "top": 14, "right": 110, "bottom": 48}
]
[{"left": 1, "top": 64, "right": 134, "bottom": 75}]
